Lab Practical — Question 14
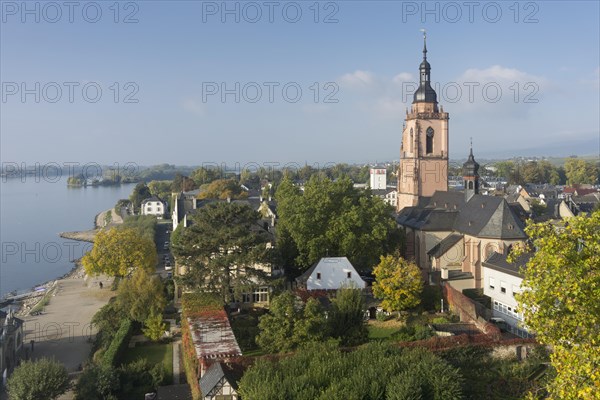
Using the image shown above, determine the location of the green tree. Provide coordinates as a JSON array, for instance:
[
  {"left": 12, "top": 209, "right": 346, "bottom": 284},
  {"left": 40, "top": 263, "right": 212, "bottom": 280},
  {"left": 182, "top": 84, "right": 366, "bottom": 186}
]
[
  {"left": 129, "top": 182, "right": 152, "bottom": 212},
  {"left": 82, "top": 228, "right": 157, "bottom": 277},
  {"left": 190, "top": 167, "right": 220, "bottom": 186},
  {"left": 7, "top": 358, "right": 69, "bottom": 400},
  {"left": 197, "top": 178, "right": 248, "bottom": 200},
  {"left": 530, "top": 199, "right": 547, "bottom": 216},
  {"left": 512, "top": 211, "right": 600, "bottom": 399},
  {"left": 143, "top": 313, "right": 167, "bottom": 341},
  {"left": 74, "top": 364, "right": 120, "bottom": 400},
  {"left": 328, "top": 286, "right": 368, "bottom": 346},
  {"left": 172, "top": 202, "right": 272, "bottom": 303},
  {"left": 494, "top": 161, "right": 515, "bottom": 181},
  {"left": 275, "top": 176, "right": 400, "bottom": 271},
  {"left": 92, "top": 300, "right": 128, "bottom": 349},
  {"left": 147, "top": 180, "right": 172, "bottom": 203},
  {"left": 564, "top": 158, "right": 599, "bottom": 185},
  {"left": 521, "top": 161, "right": 542, "bottom": 184},
  {"left": 256, "top": 292, "right": 328, "bottom": 353},
  {"left": 372, "top": 255, "right": 424, "bottom": 313},
  {"left": 172, "top": 172, "right": 197, "bottom": 192},
  {"left": 116, "top": 268, "right": 166, "bottom": 323}
]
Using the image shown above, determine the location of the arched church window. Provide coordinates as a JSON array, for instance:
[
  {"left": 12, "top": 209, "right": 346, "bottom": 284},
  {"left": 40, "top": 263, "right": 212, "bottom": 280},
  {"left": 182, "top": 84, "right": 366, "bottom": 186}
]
[
  {"left": 468, "top": 181, "right": 474, "bottom": 190},
  {"left": 410, "top": 128, "right": 414, "bottom": 153},
  {"left": 426, "top": 127, "right": 434, "bottom": 154}
]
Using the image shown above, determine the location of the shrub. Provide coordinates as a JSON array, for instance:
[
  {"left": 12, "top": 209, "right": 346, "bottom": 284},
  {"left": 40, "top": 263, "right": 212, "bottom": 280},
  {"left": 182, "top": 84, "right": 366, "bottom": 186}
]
[
  {"left": 75, "top": 364, "right": 120, "bottom": 400},
  {"left": 391, "top": 325, "right": 434, "bottom": 342},
  {"left": 7, "top": 358, "right": 69, "bottom": 400},
  {"left": 118, "top": 359, "right": 154, "bottom": 396},
  {"left": 102, "top": 319, "right": 134, "bottom": 367},
  {"left": 432, "top": 316, "right": 450, "bottom": 324},
  {"left": 376, "top": 311, "right": 391, "bottom": 321}
]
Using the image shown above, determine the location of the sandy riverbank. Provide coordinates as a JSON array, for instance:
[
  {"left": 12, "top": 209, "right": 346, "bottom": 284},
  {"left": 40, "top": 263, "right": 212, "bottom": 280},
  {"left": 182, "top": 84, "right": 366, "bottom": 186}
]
[
  {"left": 6, "top": 208, "right": 123, "bottom": 315},
  {"left": 58, "top": 208, "right": 124, "bottom": 243}
]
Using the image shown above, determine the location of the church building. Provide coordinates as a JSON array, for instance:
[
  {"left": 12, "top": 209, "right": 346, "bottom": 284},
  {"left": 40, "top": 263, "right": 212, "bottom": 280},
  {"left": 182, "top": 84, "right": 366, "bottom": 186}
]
[{"left": 395, "top": 36, "right": 527, "bottom": 290}]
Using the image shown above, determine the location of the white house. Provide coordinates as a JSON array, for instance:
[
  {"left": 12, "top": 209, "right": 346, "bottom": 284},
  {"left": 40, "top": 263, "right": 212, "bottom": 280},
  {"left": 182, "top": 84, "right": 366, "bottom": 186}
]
[
  {"left": 482, "top": 251, "right": 532, "bottom": 338},
  {"left": 369, "top": 168, "right": 386, "bottom": 190},
  {"left": 296, "top": 257, "right": 367, "bottom": 291},
  {"left": 141, "top": 196, "right": 166, "bottom": 218}
]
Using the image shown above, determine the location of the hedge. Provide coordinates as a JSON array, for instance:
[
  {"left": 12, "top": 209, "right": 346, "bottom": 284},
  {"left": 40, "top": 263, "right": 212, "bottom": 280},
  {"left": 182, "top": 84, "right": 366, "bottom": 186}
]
[{"left": 102, "top": 318, "right": 134, "bottom": 367}]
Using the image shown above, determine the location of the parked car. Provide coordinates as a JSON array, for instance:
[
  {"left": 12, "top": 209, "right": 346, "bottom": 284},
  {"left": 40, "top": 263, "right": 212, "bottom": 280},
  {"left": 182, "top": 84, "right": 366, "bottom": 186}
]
[{"left": 489, "top": 317, "right": 508, "bottom": 332}]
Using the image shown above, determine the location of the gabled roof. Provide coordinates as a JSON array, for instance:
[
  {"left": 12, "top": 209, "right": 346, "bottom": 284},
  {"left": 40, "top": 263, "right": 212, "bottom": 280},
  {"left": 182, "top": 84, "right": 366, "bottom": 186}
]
[
  {"left": 483, "top": 251, "right": 531, "bottom": 278},
  {"left": 427, "top": 233, "right": 463, "bottom": 258},
  {"left": 505, "top": 193, "right": 521, "bottom": 204},
  {"left": 397, "top": 191, "right": 527, "bottom": 239},
  {"left": 296, "top": 257, "right": 366, "bottom": 287},
  {"left": 187, "top": 310, "right": 242, "bottom": 361},
  {"left": 142, "top": 196, "right": 164, "bottom": 204},
  {"left": 199, "top": 362, "right": 241, "bottom": 397}
]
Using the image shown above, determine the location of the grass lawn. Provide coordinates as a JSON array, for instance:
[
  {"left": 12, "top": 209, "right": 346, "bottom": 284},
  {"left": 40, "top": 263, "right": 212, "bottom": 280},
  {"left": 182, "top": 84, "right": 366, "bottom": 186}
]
[
  {"left": 367, "top": 320, "right": 404, "bottom": 340},
  {"left": 122, "top": 342, "right": 174, "bottom": 383}
]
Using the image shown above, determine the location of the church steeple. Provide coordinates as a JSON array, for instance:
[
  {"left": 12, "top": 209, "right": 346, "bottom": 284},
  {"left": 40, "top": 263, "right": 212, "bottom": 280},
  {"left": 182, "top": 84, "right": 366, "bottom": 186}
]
[
  {"left": 413, "top": 30, "right": 437, "bottom": 104},
  {"left": 462, "top": 140, "right": 480, "bottom": 201},
  {"left": 397, "top": 33, "right": 449, "bottom": 212}
]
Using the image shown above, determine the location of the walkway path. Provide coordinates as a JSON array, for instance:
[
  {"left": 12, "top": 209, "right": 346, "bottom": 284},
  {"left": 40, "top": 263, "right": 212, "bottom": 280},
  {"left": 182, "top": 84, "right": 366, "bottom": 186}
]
[{"left": 23, "top": 274, "right": 114, "bottom": 371}]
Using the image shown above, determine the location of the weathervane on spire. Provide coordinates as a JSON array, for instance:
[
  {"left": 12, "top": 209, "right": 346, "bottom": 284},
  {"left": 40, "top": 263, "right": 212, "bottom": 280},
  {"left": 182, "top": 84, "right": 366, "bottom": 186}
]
[
  {"left": 469, "top": 137, "right": 474, "bottom": 157},
  {"left": 420, "top": 29, "right": 427, "bottom": 59}
]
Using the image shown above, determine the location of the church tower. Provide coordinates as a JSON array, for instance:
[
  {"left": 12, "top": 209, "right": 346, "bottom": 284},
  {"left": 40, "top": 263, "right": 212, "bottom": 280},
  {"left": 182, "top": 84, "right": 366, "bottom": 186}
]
[
  {"left": 397, "top": 34, "right": 449, "bottom": 212},
  {"left": 462, "top": 143, "right": 480, "bottom": 201}
]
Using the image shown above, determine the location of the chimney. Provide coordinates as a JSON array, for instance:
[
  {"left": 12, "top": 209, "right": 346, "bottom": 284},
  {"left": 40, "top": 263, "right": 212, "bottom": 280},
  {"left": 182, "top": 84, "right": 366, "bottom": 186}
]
[{"left": 441, "top": 267, "right": 449, "bottom": 280}]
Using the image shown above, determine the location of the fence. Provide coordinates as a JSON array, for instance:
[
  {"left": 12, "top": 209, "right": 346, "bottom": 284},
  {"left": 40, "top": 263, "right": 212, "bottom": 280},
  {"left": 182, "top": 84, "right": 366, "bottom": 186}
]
[{"left": 442, "top": 282, "right": 500, "bottom": 337}]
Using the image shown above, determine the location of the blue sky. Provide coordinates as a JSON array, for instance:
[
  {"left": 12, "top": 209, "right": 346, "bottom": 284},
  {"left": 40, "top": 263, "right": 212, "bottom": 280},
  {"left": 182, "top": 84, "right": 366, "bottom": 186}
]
[{"left": 1, "top": 0, "right": 599, "bottom": 166}]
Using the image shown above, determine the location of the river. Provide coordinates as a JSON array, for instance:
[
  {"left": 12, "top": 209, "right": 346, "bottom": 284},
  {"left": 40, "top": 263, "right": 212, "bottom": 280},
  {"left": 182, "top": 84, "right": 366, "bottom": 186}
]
[{"left": 0, "top": 177, "right": 136, "bottom": 298}]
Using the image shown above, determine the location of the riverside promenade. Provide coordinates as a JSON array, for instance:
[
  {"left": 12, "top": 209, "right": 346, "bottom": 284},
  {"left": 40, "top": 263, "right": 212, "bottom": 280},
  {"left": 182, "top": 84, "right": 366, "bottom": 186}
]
[{"left": 23, "top": 273, "right": 114, "bottom": 371}]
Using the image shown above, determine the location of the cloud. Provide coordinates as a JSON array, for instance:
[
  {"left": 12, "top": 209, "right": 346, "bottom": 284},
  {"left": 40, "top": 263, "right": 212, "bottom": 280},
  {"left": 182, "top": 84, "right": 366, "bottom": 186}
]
[
  {"left": 181, "top": 98, "right": 205, "bottom": 116},
  {"left": 337, "top": 65, "right": 548, "bottom": 121},
  {"left": 392, "top": 72, "right": 414, "bottom": 84},
  {"left": 339, "top": 70, "right": 375, "bottom": 88}
]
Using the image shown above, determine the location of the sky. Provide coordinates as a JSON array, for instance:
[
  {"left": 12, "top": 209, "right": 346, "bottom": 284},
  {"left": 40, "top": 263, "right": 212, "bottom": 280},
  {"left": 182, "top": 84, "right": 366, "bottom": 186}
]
[{"left": 1, "top": 0, "right": 599, "bottom": 168}]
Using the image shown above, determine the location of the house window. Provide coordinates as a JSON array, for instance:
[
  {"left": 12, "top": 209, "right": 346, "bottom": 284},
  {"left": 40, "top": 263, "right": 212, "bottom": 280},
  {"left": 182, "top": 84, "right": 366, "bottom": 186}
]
[
  {"left": 347, "top": 272, "right": 352, "bottom": 279},
  {"left": 500, "top": 281, "right": 507, "bottom": 294},
  {"left": 512, "top": 285, "right": 520, "bottom": 297},
  {"left": 426, "top": 127, "right": 434, "bottom": 154},
  {"left": 489, "top": 277, "right": 495, "bottom": 290},
  {"left": 316, "top": 273, "right": 321, "bottom": 280},
  {"left": 252, "top": 287, "right": 269, "bottom": 303},
  {"left": 242, "top": 293, "right": 251, "bottom": 303}
]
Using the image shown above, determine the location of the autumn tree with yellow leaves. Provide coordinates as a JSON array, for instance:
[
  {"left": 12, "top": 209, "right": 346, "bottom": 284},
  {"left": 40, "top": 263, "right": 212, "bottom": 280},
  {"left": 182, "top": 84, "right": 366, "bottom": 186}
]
[
  {"left": 372, "top": 255, "right": 423, "bottom": 313},
  {"left": 512, "top": 211, "right": 600, "bottom": 399},
  {"left": 82, "top": 228, "right": 157, "bottom": 277}
]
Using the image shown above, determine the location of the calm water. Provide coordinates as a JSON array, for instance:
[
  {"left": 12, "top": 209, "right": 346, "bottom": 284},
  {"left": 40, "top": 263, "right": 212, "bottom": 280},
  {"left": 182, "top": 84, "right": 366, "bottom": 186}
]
[{"left": 0, "top": 178, "right": 136, "bottom": 297}]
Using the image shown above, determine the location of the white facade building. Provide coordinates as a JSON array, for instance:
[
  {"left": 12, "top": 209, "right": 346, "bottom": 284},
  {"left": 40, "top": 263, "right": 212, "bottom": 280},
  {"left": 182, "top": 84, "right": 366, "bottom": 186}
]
[
  {"left": 370, "top": 168, "right": 387, "bottom": 190},
  {"left": 296, "top": 257, "right": 367, "bottom": 291},
  {"left": 141, "top": 196, "right": 166, "bottom": 218},
  {"left": 482, "top": 251, "right": 531, "bottom": 338}
]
